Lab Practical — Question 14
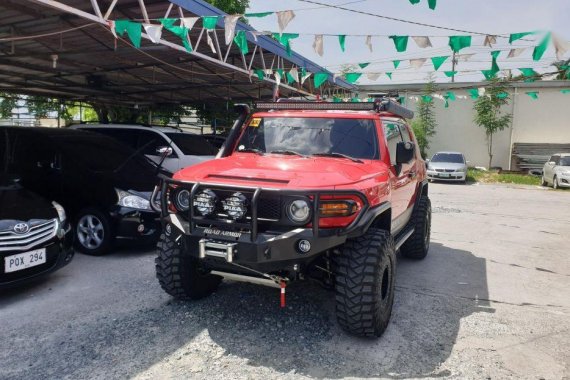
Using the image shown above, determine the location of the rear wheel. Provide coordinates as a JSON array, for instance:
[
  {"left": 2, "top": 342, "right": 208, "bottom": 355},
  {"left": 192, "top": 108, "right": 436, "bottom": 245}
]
[
  {"left": 74, "top": 208, "right": 113, "bottom": 255},
  {"left": 334, "top": 228, "right": 396, "bottom": 337},
  {"left": 155, "top": 234, "right": 222, "bottom": 299},
  {"left": 400, "top": 196, "right": 431, "bottom": 260},
  {"left": 541, "top": 176, "right": 547, "bottom": 186}
]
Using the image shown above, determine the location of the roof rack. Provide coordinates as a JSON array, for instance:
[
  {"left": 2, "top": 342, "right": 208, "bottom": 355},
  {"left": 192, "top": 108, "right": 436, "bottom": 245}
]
[{"left": 255, "top": 99, "right": 414, "bottom": 119}]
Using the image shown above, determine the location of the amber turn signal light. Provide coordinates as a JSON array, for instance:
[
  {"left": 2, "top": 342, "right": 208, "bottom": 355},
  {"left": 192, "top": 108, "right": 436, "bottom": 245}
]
[{"left": 319, "top": 200, "right": 358, "bottom": 217}]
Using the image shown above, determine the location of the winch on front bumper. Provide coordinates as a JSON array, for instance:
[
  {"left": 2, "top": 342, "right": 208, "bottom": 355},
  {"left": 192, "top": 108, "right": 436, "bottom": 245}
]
[{"left": 152, "top": 176, "right": 371, "bottom": 276}]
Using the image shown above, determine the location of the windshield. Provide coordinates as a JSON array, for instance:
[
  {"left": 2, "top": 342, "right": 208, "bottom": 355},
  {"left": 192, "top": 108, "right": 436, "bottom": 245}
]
[
  {"left": 431, "top": 153, "right": 464, "bottom": 164},
  {"left": 559, "top": 157, "right": 570, "bottom": 166},
  {"left": 235, "top": 117, "right": 379, "bottom": 159},
  {"left": 165, "top": 133, "right": 218, "bottom": 156}
]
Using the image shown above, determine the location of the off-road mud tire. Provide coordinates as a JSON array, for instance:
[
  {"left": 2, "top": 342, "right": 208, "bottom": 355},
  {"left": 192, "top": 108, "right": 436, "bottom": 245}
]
[
  {"left": 155, "top": 234, "right": 222, "bottom": 299},
  {"left": 334, "top": 228, "right": 396, "bottom": 337},
  {"left": 400, "top": 196, "right": 431, "bottom": 260}
]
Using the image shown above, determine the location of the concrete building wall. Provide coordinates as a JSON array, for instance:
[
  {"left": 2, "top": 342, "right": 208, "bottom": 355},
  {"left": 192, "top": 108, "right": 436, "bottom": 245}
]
[
  {"left": 511, "top": 87, "right": 570, "bottom": 144},
  {"left": 404, "top": 89, "right": 512, "bottom": 169}
]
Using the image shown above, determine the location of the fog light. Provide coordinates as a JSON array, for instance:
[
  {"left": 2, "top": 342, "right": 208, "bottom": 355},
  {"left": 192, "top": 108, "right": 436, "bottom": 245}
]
[
  {"left": 137, "top": 224, "right": 145, "bottom": 233},
  {"left": 297, "top": 239, "right": 311, "bottom": 253}
]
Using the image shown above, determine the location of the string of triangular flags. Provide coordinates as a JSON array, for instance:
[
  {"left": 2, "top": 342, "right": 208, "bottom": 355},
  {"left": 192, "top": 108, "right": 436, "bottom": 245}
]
[
  {"left": 330, "top": 87, "right": 570, "bottom": 106},
  {"left": 108, "top": 14, "right": 569, "bottom": 61},
  {"left": 335, "top": 62, "right": 569, "bottom": 84},
  {"left": 107, "top": 14, "right": 569, "bottom": 90}
]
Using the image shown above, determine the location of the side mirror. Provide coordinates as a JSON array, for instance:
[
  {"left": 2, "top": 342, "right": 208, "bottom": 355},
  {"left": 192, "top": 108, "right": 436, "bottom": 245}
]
[
  {"left": 425, "top": 158, "right": 430, "bottom": 163},
  {"left": 466, "top": 160, "right": 471, "bottom": 164},
  {"left": 156, "top": 146, "right": 173, "bottom": 157},
  {"left": 396, "top": 141, "right": 415, "bottom": 164}
]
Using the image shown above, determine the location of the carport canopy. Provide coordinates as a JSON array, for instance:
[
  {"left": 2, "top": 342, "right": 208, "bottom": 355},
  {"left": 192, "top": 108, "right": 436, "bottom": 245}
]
[{"left": 0, "top": 0, "right": 354, "bottom": 107}]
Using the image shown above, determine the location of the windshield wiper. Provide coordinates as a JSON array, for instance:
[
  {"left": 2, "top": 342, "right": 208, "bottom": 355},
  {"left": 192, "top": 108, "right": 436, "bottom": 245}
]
[
  {"left": 237, "top": 148, "right": 264, "bottom": 155},
  {"left": 311, "top": 152, "right": 363, "bottom": 163},
  {"left": 269, "top": 150, "right": 307, "bottom": 158}
]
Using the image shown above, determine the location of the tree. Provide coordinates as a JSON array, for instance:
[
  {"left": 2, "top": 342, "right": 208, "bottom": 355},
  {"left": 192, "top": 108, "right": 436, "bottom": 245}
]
[
  {"left": 204, "top": 0, "right": 249, "bottom": 14},
  {"left": 473, "top": 78, "right": 512, "bottom": 169},
  {"left": 0, "top": 93, "right": 18, "bottom": 119},
  {"left": 413, "top": 78, "right": 438, "bottom": 158},
  {"left": 554, "top": 59, "right": 570, "bottom": 80}
]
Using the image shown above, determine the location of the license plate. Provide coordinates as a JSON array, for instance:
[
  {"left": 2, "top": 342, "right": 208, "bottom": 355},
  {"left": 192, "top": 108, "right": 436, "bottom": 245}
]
[
  {"left": 4, "top": 248, "right": 46, "bottom": 273},
  {"left": 439, "top": 173, "right": 450, "bottom": 178}
]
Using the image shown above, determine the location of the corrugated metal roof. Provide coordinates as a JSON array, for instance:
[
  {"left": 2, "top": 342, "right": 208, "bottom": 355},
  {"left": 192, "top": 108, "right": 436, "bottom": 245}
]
[{"left": 0, "top": 0, "right": 353, "bottom": 106}]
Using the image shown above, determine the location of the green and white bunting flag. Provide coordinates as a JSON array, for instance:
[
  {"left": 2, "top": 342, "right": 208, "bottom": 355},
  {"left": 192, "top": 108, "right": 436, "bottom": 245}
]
[
  {"left": 449, "top": 36, "right": 471, "bottom": 52},
  {"left": 390, "top": 35, "right": 409, "bottom": 52}
]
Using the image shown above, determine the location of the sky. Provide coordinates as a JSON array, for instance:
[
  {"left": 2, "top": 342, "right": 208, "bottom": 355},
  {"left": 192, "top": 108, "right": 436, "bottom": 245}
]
[{"left": 244, "top": 0, "right": 570, "bottom": 84}]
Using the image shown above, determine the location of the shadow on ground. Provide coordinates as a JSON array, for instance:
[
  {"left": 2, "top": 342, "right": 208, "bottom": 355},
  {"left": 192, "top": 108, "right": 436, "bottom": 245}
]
[
  {"left": 0, "top": 242, "right": 492, "bottom": 379},
  {"left": 203, "top": 242, "right": 493, "bottom": 378}
]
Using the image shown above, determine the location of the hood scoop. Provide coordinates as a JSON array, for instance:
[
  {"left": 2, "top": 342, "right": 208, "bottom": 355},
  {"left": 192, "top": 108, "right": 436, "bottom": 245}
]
[{"left": 206, "top": 174, "right": 289, "bottom": 184}]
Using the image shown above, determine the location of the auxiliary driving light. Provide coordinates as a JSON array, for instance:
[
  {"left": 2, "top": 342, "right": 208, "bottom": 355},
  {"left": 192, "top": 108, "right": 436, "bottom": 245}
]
[
  {"left": 222, "top": 192, "right": 248, "bottom": 220},
  {"left": 286, "top": 199, "right": 311, "bottom": 223},
  {"left": 193, "top": 189, "right": 217, "bottom": 216}
]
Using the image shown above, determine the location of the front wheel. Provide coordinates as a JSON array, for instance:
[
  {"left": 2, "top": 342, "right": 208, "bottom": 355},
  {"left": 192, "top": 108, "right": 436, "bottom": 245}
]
[
  {"left": 155, "top": 234, "right": 222, "bottom": 299},
  {"left": 74, "top": 208, "right": 113, "bottom": 255},
  {"left": 553, "top": 176, "right": 559, "bottom": 189},
  {"left": 400, "top": 196, "right": 431, "bottom": 260},
  {"left": 334, "top": 228, "right": 396, "bottom": 337}
]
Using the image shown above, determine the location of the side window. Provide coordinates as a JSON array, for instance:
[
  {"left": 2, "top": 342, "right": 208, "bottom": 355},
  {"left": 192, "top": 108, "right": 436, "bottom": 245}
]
[
  {"left": 382, "top": 122, "right": 403, "bottom": 166},
  {"left": 89, "top": 128, "right": 138, "bottom": 150},
  {"left": 137, "top": 130, "right": 175, "bottom": 157},
  {"left": 553, "top": 156, "right": 560, "bottom": 165},
  {"left": 9, "top": 132, "right": 59, "bottom": 173}
]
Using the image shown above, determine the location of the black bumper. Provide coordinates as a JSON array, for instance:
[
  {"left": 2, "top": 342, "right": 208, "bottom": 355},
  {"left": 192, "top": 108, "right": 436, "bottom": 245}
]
[
  {"left": 0, "top": 226, "right": 74, "bottom": 289},
  {"left": 109, "top": 207, "right": 161, "bottom": 244},
  {"left": 166, "top": 214, "right": 349, "bottom": 274}
]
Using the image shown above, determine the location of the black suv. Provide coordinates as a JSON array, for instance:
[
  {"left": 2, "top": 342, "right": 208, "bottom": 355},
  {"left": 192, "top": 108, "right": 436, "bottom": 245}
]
[{"left": 2, "top": 127, "right": 162, "bottom": 255}]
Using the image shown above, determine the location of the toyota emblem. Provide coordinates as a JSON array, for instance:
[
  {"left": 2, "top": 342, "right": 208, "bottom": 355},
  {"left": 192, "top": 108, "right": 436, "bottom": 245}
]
[{"left": 13, "top": 223, "right": 30, "bottom": 234}]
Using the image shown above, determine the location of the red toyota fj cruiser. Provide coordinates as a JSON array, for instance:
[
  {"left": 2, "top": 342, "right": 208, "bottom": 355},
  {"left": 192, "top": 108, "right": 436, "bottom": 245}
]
[{"left": 151, "top": 99, "right": 431, "bottom": 337}]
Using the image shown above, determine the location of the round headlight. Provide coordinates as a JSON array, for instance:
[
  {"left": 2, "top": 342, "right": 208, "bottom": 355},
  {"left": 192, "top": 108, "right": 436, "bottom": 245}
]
[
  {"left": 174, "top": 189, "right": 190, "bottom": 211},
  {"left": 287, "top": 199, "right": 310, "bottom": 223},
  {"left": 193, "top": 189, "right": 217, "bottom": 216},
  {"left": 222, "top": 192, "right": 248, "bottom": 220}
]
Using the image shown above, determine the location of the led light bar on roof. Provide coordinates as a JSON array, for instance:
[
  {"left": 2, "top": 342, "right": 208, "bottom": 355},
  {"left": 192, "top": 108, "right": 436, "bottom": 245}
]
[{"left": 254, "top": 99, "right": 414, "bottom": 119}]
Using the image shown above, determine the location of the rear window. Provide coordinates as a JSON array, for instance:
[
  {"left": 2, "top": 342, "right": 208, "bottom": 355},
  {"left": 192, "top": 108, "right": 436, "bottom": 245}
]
[
  {"left": 236, "top": 117, "right": 379, "bottom": 160},
  {"left": 165, "top": 133, "right": 218, "bottom": 156},
  {"left": 431, "top": 153, "right": 464, "bottom": 163}
]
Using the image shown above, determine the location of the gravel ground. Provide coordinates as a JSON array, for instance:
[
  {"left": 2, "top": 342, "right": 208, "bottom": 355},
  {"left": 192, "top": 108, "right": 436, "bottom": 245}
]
[{"left": 1, "top": 183, "right": 569, "bottom": 379}]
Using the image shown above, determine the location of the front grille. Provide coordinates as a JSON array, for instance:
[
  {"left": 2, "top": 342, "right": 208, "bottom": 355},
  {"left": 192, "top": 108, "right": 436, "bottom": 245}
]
[
  {"left": 435, "top": 169, "right": 455, "bottom": 173},
  {"left": 0, "top": 219, "right": 58, "bottom": 252},
  {"left": 258, "top": 197, "right": 282, "bottom": 220}
]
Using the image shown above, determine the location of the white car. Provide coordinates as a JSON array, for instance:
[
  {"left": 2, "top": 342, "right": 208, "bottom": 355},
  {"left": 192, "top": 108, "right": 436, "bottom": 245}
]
[
  {"left": 426, "top": 151, "right": 468, "bottom": 183},
  {"left": 542, "top": 153, "right": 570, "bottom": 189},
  {"left": 72, "top": 124, "right": 218, "bottom": 173}
]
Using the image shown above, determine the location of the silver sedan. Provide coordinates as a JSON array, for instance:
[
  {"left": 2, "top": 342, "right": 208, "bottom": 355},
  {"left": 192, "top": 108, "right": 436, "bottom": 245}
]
[{"left": 426, "top": 152, "right": 468, "bottom": 183}]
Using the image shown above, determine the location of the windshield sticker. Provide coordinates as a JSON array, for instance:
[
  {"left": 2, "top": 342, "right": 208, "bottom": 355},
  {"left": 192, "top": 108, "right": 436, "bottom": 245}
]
[{"left": 249, "top": 118, "right": 261, "bottom": 127}]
